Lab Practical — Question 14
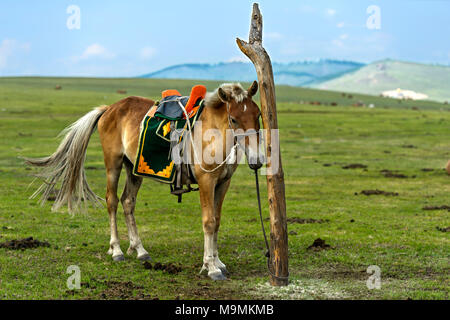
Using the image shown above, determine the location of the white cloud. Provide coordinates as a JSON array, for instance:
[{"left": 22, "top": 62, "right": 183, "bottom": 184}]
[
  {"left": 337, "top": 22, "right": 345, "bottom": 28},
  {"left": 140, "top": 46, "right": 156, "bottom": 60},
  {"left": 339, "top": 34, "right": 349, "bottom": 40},
  {"left": 227, "top": 56, "right": 248, "bottom": 63},
  {"left": 0, "top": 40, "right": 14, "bottom": 68},
  {"left": 326, "top": 8, "right": 336, "bottom": 16},
  {"left": 264, "top": 32, "right": 284, "bottom": 41},
  {"left": 332, "top": 39, "right": 344, "bottom": 47},
  {"left": 0, "top": 39, "right": 31, "bottom": 69},
  {"left": 80, "top": 43, "right": 115, "bottom": 60},
  {"left": 280, "top": 42, "right": 302, "bottom": 56},
  {"left": 296, "top": 5, "right": 316, "bottom": 14}
]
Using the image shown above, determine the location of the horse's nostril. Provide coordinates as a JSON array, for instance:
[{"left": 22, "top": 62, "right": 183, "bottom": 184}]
[
  {"left": 248, "top": 157, "right": 263, "bottom": 170},
  {"left": 249, "top": 162, "right": 263, "bottom": 170}
]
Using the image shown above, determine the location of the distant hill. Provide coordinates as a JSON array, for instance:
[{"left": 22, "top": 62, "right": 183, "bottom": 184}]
[
  {"left": 141, "top": 60, "right": 364, "bottom": 87},
  {"left": 315, "top": 60, "right": 450, "bottom": 102}
]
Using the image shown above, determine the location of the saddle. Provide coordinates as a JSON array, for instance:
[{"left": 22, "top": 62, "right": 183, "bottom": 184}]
[
  {"left": 154, "top": 85, "right": 206, "bottom": 120},
  {"left": 133, "top": 85, "right": 207, "bottom": 202}
]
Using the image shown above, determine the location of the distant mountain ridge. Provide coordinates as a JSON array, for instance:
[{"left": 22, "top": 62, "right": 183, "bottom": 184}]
[
  {"left": 315, "top": 59, "right": 450, "bottom": 102},
  {"left": 140, "top": 59, "right": 450, "bottom": 102},
  {"left": 141, "top": 60, "right": 365, "bottom": 87}
]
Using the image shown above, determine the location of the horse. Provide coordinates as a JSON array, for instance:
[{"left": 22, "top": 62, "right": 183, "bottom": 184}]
[{"left": 25, "top": 81, "right": 263, "bottom": 280}]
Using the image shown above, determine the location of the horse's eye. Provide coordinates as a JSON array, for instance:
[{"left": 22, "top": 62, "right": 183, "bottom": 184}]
[{"left": 230, "top": 117, "right": 238, "bottom": 125}]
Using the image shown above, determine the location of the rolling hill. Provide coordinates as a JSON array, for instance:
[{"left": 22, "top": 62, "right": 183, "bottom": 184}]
[
  {"left": 141, "top": 60, "right": 364, "bottom": 87},
  {"left": 315, "top": 60, "right": 450, "bottom": 102}
]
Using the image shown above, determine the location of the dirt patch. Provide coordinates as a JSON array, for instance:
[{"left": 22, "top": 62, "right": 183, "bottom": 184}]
[
  {"left": 342, "top": 163, "right": 367, "bottom": 169},
  {"left": 436, "top": 226, "right": 450, "bottom": 232},
  {"left": 422, "top": 205, "right": 450, "bottom": 211},
  {"left": 66, "top": 279, "right": 158, "bottom": 300},
  {"left": 0, "top": 237, "right": 50, "bottom": 250},
  {"left": 265, "top": 217, "right": 329, "bottom": 224},
  {"left": 358, "top": 189, "right": 399, "bottom": 196},
  {"left": 288, "top": 218, "right": 329, "bottom": 224},
  {"left": 185, "top": 282, "right": 237, "bottom": 299},
  {"left": 99, "top": 281, "right": 157, "bottom": 300},
  {"left": 322, "top": 163, "right": 332, "bottom": 167},
  {"left": 401, "top": 144, "right": 417, "bottom": 149},
  {"left": 380, "top": 169, "right": 408, "bottom": 178},
  {"left": 307, "top": 238, "right": 332, "bottom": 251},
  {"left": 46, "top": 189, "right": 59, "bottom": 201},
  {"left": 421, "top": 168, "right": 435, "bottom": 172},
  {"left": 143, "top": 261, "right": 182, "bottom": 274}
]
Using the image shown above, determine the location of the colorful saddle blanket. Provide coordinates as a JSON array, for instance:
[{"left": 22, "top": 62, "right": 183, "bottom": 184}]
[{"left": 133, "top": 85, "right": 206, "bottom": 183}]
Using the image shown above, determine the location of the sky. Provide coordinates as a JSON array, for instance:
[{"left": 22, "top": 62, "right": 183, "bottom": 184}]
[{"left": 0, "top": 0, "right": 449, "bottom": 77}]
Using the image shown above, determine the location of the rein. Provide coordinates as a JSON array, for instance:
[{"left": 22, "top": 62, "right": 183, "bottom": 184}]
[{"left": 254, "top": 168, "right": 290, "bottom": 282}]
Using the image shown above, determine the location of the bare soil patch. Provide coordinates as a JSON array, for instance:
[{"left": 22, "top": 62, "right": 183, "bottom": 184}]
[
  {"left": 143, "top": 261, "right": 182, "bottom": 274},
  {"left": 307, "top": 238, "right": 332, "bottom": 251},
  {"left": 265, "top": 217, "right": 329, "bottom": 224},
  {"left": 436, "top": 226, "right": 450, "bottom": 233},
  {"left": 342, "top": 163, "right": 367, "bottom": 169},
  {"left": 0, "top": 237, "right": 50, "bottom": 250},
  {"left": 99, "top": 281, "right": 156, "bottom": 300},
  {"left": 380, "top": 169, "right": 409, "bottom": 178},
  {"left": 422, "top": 205, "right": 450, "bottom": 211},
  {"left": 288, "top": 217, "right": 329, "bottom": 224},
  {"left": 358, "top": 189, "right": 399, "bottom": 196}
]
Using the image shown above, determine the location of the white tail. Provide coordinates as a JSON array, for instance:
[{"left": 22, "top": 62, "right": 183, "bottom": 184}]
[{"left": 24, "top": 105, "right": 108, "bottom": 213}]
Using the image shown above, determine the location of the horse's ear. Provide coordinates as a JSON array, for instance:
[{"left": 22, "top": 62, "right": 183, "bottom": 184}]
[
  {"left": 248, "top": 80, "right": 258, "bottom": 97},
  {"left": 218, "top": 87, "right": 231, "bottom": 102}
]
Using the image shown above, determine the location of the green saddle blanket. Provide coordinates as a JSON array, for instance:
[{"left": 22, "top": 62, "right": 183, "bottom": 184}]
[{"left": 133, "top": 101, "right": 204, "bottom": 183}]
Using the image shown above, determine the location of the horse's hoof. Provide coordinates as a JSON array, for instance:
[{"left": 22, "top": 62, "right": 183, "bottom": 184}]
[
  {"left": 209, "top": 272, "right": 227, "bottom": 281},
  {"left": 219, "top": 267, "right": 229, "bottom": 276},
  {"left": 112, "top": 254, "right": 125, "bottom": 261},
  {"left": 137, "top": 253, "right": 152, "bottom": 261}
]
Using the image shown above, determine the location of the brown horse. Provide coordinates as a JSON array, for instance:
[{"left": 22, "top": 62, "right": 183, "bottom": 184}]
[{"left": 25, "top": 82, "right": 262, "bottom": 280}]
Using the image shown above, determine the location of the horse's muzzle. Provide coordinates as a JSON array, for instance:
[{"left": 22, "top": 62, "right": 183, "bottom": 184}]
[{"left": 248, "top": 155, "right": 264, "bottom": 170}]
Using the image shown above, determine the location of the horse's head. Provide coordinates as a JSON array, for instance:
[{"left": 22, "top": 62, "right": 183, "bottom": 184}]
[{"left": 213, "top": 81, "right": 264, "bottom": 170}]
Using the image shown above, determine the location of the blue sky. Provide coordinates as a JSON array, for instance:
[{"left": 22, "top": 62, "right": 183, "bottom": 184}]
[{"left": 1, "top": 0, "right": 449, "bottom": 77}]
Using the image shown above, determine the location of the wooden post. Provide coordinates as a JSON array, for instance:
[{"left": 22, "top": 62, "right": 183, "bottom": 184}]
[{"left": 237, "top": 3, "right": 289, "bottom": 286}]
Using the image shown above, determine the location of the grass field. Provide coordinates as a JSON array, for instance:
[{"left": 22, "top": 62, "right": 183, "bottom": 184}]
[{"left": 0, "top": 77, "right": 449, "bottom": 300}]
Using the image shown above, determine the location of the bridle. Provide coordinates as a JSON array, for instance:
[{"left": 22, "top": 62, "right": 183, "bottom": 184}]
[
  {"left": 178, "top": 100, "right": 259, "bottom": 173},
  {"left": 225, "top": 101, "right": 260, "bottom": 162}
]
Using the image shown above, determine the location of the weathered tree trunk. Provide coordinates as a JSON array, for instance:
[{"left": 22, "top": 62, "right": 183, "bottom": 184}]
[{"left": 237, "top": 3, "right": 289, "bottom": 286}]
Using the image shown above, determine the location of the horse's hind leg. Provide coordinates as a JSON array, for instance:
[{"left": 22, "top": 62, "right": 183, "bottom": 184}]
[
  {"left": 121, "top": 158, "right": 151, "bottom": 261},
  {"left": 104, "top": 154, "right": 125, "bottom": 261}
]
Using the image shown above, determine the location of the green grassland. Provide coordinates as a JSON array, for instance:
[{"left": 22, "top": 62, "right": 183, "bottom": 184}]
[{"left": 0, "top": 77, "right": 448, "bottom": 300}]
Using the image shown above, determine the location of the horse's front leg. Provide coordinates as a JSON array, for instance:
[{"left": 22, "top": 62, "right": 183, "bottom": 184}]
[
  {"left": 198, "top": 176, "right": 226, "bottom": 280},
  {"left": 213, "top": 179, "right": 231, "bottom": 275}
]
